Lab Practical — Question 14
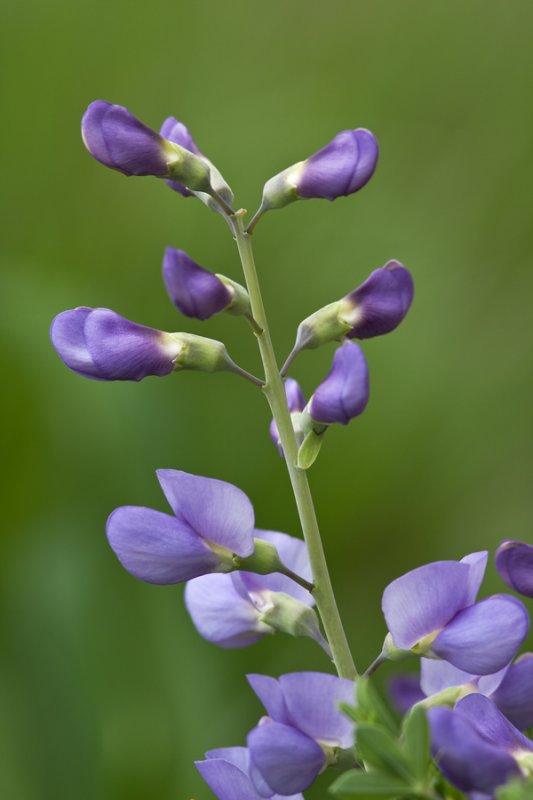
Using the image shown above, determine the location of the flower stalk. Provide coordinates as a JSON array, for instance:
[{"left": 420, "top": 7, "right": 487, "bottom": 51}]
[{"left": 231, "top": 210, "right": 357, "bottom": 680}]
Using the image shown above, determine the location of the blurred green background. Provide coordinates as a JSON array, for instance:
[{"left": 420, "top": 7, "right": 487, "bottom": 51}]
[{"left": 2, "top": 1, "right": 533, "bottom": 797}]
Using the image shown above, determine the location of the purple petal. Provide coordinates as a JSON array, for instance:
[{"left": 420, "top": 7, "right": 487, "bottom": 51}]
[
  {"left": 279, "top": 672, "right": 355, "bottom": 748},
  {"left": 248, "top": 720, "right": 325, "bottom": 795},
  {"left": 492, "top": 653, "right": 533, "bottom": 730},
  {"left": 461, "top": 551, "right": 489, "bottom": 605},
  {"left": 298, "top": 129, "right": 379, "bottom": 201},
  {"left": 162, "top": 248, "right": 232, "bottom": 320},
  {"left": 388, "top": 674, "right": 425, "bottom": 714},
  {"left": 184, "top": 573, "right": 270, "bottom": 648},
  {"left": 200, "top": 749, "right": 305, "bottom": 800},
  {"left": 496, "top": 540, "right": 533, "bottom": 598},
  {"left": 160, "top": 117, "right": 201, "bottom": 154},
  {"left": 50, "top": 307, "right": 101, "bottom": 379},
  {"left": 344, "top": 261, "right": 414, "bottom": 339},
  {"left": 247, "top": 675, "right": 291, "bottom": 725},
  {"left": 84, "top": 308, "right": 180, "bottom": 381},
  {"left": 382, "top": 560, "right": 473, "bottom": 650},
  {"left": 238, "top": 531, "right": 313, "bottom": 606},
  {"left": 428, "top": 705, "right": 520, "bottom": 794},
  {"left": 156, "top": 470, "right": 255, "bottom": 557},
  {"left": 309, "top": 341, "right": 369, "bottom": 426},
  {"left": 82, "top": 101, "right": 169, "bottom": 176},
  {"left": 432, "top": 594, "right": 530, "bottom": 675},
  {"left": 456, "top": 694, "right": 533, "bottom": 752},
  {"left": 420, "top": 658, "right": 507, "bottom": 698},
  {"left": 106, "top": 506, "right": 220, "bottom": 584}
]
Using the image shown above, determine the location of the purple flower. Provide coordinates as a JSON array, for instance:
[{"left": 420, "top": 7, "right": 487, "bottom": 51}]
[
  {"left": 429, "top": 695, "right": 533, "bottom": 795},
  {"left": 388, "top": 674, "right": 425, "bottom": 715},
  {"left": 298, "top": 129, "right": 379, "bottom": 201},
  {"left": 382, "top": 552, "right": 530, "bottom": 674},
  {"left": 496, "top": 540, "right": 533, "bottom": 598},
  {"left": 82, "top": 101, "right": 175, "bottom": 177},
  {"left": 196, "top": 747, "right": 303, "bottom": 800},
  {"left": 247, "top": 672, "right": 355, "bottom": 795},
  {"left": 185, "top": 530, "right": 313, "bottom": 648},
  {"left": 270, "top": 379, "right": 307, "bottom": 456},
  {"left": 50, "top": 307, "right": 183, "bottom": 381},
  {"left": 491, "top": 654, "right": 533, "bottom": 731},
  {"left": 342, "top": 261, "right": 414, "bottom": 339},
  {"left": 162, "top": 248, "right": 232, "bottom": 320},
  {"left": 106, "top": 470, "right": 255, "bottom": 584},
  {"left": 308, "top": 341, "right": 369, "bottom": 426}
]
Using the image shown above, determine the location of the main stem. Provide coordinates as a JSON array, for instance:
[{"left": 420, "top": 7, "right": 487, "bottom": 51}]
[{"left": 232, "top": 212, "right": 357, "bottom": 680}]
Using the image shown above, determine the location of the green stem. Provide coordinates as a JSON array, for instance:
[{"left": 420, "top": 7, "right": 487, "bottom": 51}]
[{"left": 232, "top": 211, "right": 357, "bottom": 680}]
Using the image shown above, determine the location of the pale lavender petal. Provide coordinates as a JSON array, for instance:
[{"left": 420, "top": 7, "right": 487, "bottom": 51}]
[
  {"left": 429, "top": 705, "right": 520, "bottom": 794},
  {"left": 420, "top": 659, "right": 476, "bottom": 697},
  {"left": 82, "top": 101, "right": 168, "bottom": 176},
  {"left": 238, "top": 531, "right": 313, "bottom": 606},
  {"left": 184, "top": 574, "right": 270, "bottom": 648},
  {"left": 492, "top": 653, "right": 533, "bottom": 730},
  {"left": 309, "top": 341, "right": 369, "bottom": 426},
  {"left": 388, "top": 674, "right": 425, "bottom": 714},
  {"left": 106, "top": 506, "right": 220, "bottom": 584},
  {"left": 248, "top": 720, "right": 325, "bottom": 795},
  {"left": 205, "top": 747, "right": 250, "bottom": 769},
  {"left": 247, "top": 675, "right": 290, "bottom": 725},
  {"left": 84, "top": 308, "right": 180, "bottom": 381},
  {"left": 279, "top": 672, "right": 355, "bottom": 748},
  {"left": 162, "top": 248, "right": 231, "bottom": 320},
  {"left": 496, "top": 540, "right": 533, "bottom": 598},
  {"left": 382, "top": 561, "right": 472, "bottom": 650},
  {"left": 432, "top": 595, "right": 530, "bottom": 674},
  {"left": 156, "top": 470, "right": 254, "bottom": 557},
  {"left": 456, "top": 694, "right": 533, "bottom": 752},
  {"left": 461, "top": 551, "right": 489, "bottom": 605},
  {"left": 345, "top": 261, "right": 414, "bottom": 339},
  {"left": 298, "top": 129, "right": 378, "bottom": 201},
  {"left": 50, "top": 307, "right": 100, "bottom": 378}
]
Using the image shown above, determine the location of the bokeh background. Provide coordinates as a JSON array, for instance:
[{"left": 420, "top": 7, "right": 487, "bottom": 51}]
[{"left": 2, "top": 1, "right": 533, "bottom": 797}]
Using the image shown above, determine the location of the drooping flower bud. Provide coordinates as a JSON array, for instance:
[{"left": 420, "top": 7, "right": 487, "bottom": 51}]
[
  {"left": 308, "top": 341, "right": 369, "bottom": 426},
  {"left": 269, "top": 379, "right": 307, "bottom": 456},
  {"left": 249, "top": 129, "right": 378, "bottom": 230},
  {"left": 162, "top": 248, "right": 249, "bottom": 320},
  {"left": 82, "top": 102, "right": 218, "bottom": 198},
  {"left": 51, "top": 307, "right": 253, "bottom": 382},
  {"left": 495, "top": 539, "right": 533, "bottom": 598},
  {"left": 160, "top": 116, "right": 234, "bottom": 211}
]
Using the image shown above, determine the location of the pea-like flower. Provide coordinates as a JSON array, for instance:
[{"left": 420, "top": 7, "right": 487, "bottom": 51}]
[
  {"left": 196, "top": 747, "right": 303, "bottom": 800},
  {"left": 247, "top": 672, "right": 355, "bottom": 795},
  {"left": 162, "top": 247, "right": 249, "bottom": 321},
  {"left": 496, "top": 539, "right": 533, "bottom": 598},
  {"left": 252, "top": 129, "right": 378, "bottom": 230},
  {"left": 308, "top": 341, "right": 369, "bottom": 426},
  {"left": 429, "top": 694, "right": 533, "bottom": 796},
  {"left": 185, "top": 530, "right": 328, "bottom": 652},
  {"left": 106, "top": 470, "right": 255, "bottom": 584},
  {"left": 382, "top": 551, "right": 530, "bottom": 674},
  {"left": 51, "top": 307, "right": 255, "bottom": 383}
]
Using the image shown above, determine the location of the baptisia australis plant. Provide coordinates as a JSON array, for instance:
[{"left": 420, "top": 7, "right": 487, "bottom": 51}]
[{"left": 50, "top": 100, "right": 533, "bottom": 800}]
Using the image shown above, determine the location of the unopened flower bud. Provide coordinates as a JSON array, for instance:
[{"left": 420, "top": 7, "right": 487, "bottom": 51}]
[
  {"left": 163, "top": 248, "right": 232, "bottom": 320},
  {"left": 270, "top": 379, "right": 307, "bottom": 456},
  {"left": 260, "top": 592, "right": 331, "bottom": 656},
  {"left": 251, "top": 128, "right": 378, "bottom": 229},
  {"left": 495, "top": 539, "right": 533, "bottom": 598},
  {"left": 82, "top": 102, "right": 213, "bottom": 195},
  {"left": 160, "top": 116, "right": 234, "bottom": 212},
  {"left": 309, "top": 341, "right": 369, "bottom": 426}
]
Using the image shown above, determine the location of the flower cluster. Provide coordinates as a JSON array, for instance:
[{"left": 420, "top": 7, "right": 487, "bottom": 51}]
[{"left": 51, "top": 100, "right": 531, "bottom": 800}]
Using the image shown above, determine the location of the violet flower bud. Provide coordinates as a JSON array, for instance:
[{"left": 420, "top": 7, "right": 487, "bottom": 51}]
[
  {"left": 428, "top": 695, "right": 533, "bottom": 796},
  {"left": 247, "top": 672, "right": 355, "bottom": 795},
  {"left": 196, "top": 747, "right": 304, "bottom": 800},
  {"left": 270, "top": 379, "right": 307, "bottom": 456},
  {"left": 51, "top": 307, "right": 249, "bottom": 382},
  {"left": 258, "top": 128, "right": 378, "bottom": 215},
  {"left": 185, "top": 530, "right": 329, "bottom": 653},
  {"left": 162, "top": 247, "right": 249, "bottom": 320},
  {"left": 82, "top": 101, "right": 214, "bottom": 195},
  {"left": 160, "top": 116, "right": 234, "bottom": 211},
  {"left": 308, "top": 341, "right": 369, "bottom": 426},
  {"left": 382, "top": 551, "right": 530, "bottom": 675},
  {"left": 106, "top": 470, "right": 255, "bottom": 584},
  {"left": 496, "top": 539, "right": 533, "bottom": 598}
]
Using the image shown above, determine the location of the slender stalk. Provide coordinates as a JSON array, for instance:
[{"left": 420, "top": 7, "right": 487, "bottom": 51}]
[{"left": 231, "top": 211, "right": 357, "bottom": 680}]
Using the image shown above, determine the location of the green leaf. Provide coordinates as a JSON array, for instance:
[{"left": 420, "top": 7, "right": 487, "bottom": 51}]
[
  {"left": 355, "top": 723, "right": 414, "bottom": 782},
  {"left": 497, "top": 778, "right": 533, "bottom": 800},
  {"left": 401, "top": 705, "right": 430, "bottom": 780},
  {"left": 354, "top": 679, "right": 399, "bottom": 734},
  {"left": 329, "top": 769, "right": 411, "bottom": 798}
]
